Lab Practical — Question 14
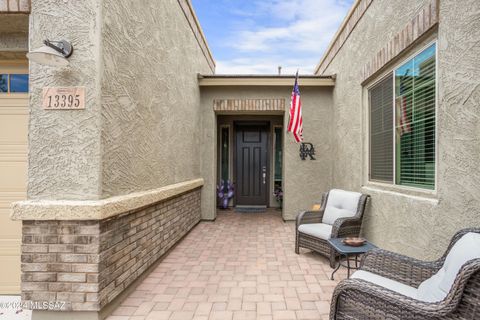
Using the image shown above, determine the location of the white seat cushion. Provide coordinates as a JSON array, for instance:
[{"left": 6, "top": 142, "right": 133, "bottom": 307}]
[
  {"left": 298, "top": 223, "right": 332, "bottom": 240},
  {"left": 353, "top": 232, "right": 480, "bottom": 303},
  {"left": 322, "top": 189, "right": 362, "bottom": 225},
  {"left": 351, "top": 270, "right": 418, "bottom": 299},
  {"left": 417, "top": 232, "right": 480, "bottom": 302}
]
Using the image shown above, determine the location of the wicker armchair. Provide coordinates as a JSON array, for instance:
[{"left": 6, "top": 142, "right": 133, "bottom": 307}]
[
  {"left": 295, "top": 189, "right": 370, "bottom": 268},
  {"left": 330, "top": 228, "right": 480, "bottom": 320}
]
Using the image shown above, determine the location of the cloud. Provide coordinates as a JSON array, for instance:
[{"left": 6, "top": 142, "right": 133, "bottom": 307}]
[{"left": 215, "top": 0, "right": 352, "bottom": 74}]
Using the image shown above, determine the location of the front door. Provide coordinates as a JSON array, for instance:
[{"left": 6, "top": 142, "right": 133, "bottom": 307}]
[{"left": 235, "top": 123, "right": 269, "bottom": 206}]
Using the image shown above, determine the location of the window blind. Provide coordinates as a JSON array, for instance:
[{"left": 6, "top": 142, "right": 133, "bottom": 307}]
[
  {"left": 395, "top": 44, "right": 436, "bottom": 189},
  {"left": 369, "top": 74, "right": 394, "bottom": 182}
]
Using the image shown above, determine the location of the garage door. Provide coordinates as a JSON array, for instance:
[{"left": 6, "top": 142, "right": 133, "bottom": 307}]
[{"left": 0, "top": 62, "right": 28, "bottom": 294}]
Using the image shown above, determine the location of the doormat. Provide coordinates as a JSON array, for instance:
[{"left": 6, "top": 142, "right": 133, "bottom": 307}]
[{"left": 234, "top": 207, "right": 266, "bottom": 213}]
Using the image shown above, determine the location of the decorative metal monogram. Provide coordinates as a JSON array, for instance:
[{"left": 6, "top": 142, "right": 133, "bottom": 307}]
[{"left": 299, "top": 142, "right": 316, "bottom": 160}]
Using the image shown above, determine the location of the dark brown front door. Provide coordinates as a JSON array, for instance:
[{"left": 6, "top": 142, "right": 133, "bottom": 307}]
[{"left": 235, "top": 123, "right": 269, "bottom": 206}]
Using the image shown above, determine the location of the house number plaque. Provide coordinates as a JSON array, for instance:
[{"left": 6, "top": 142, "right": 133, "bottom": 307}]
[{"left": 42, "top": 87, "right": 85, "bottom": 110}]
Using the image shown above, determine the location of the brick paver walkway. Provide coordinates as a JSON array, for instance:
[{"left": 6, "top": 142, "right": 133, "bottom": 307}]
[{"left": 107, "top": 210, "right": 346, "bottom": 320}]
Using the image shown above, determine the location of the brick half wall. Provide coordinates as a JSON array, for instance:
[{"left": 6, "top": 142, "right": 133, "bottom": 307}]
[{"left": 21, "top": 188, "right": 201, "bottom": 312}]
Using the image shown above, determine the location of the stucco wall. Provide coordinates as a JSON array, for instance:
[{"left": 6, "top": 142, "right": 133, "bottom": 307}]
[
  {"left": 28, "top": 0, "right": 103, "bottom": 200},
  {"left": 27, "top": 0, "right": 213, "bottom": 202},
  {"left": 200, "top": 86, "right": 333, "bottom": 220},
  {"left": 321, "top": 0, "right": 480, "bottom": 259},
  {"left": 100, "top": 0, "right": 213, "bottom": 198}
]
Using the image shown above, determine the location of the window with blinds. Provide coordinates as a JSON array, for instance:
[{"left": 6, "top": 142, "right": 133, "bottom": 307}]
[
  {"left": 369, "top": 74, "right": 393, "bottom": 182},
  {"left": 395, "top": 44, "right": 436, "bottom": 189},
  {"left": 368, "top": 43, "right": 436, "bottom": 190}
]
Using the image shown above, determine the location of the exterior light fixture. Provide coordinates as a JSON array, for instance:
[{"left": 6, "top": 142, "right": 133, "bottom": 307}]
[{"left": 27, "top": 40, "right": 73, "bottom": 67}]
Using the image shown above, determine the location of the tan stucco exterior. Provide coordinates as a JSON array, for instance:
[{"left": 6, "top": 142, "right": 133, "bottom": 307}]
[
  {"left": 27, "top": 0, "right": 103, "bottom": 200},
  {"left": 100, "top": 0, "right": 213, "bottom": 198},
  {"left": 3, "top": 0, "right": 480, "bottom": 306},
  {"left": 317, "top": 0, "right": 480, "bottom": 259},
  {"left": 26, "top": 0, "right": 213, "bottom": 201}
]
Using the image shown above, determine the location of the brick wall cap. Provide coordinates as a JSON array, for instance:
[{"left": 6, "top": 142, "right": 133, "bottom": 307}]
[{"left": 11, "top": 178, "right": 204, "bottom": 221}]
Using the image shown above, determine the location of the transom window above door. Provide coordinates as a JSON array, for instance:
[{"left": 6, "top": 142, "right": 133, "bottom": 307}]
[{"left": 369, "top": 43, "right": 436, "bottom": 190}]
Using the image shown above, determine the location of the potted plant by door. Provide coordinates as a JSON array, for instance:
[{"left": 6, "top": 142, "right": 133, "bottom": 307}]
[
  {"left": 217, "top": 180, "right": 234, "bottom": 209},
  {"left": 274, "top": 185, "right": 283, "bottom": 209}
]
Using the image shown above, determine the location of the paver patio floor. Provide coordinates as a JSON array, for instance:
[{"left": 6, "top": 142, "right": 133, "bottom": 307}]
[{"left": 107, "top": 209, "right": 347, "bottom": 320}]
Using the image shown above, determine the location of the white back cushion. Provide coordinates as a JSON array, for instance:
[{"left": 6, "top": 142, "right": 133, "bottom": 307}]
[
  {"left": 417, "top": 232, "right": 480, "bottom": 302},
  {"left": 322, "top": 189, "right": 362, "bottom": 225}
]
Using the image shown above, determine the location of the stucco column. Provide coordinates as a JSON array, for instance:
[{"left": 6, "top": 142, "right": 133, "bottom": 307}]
[
  {"left": 23, "top": 1, "right": 103, "bottom": 319},
  {"left": 28, "top": 0, "right": 103, "bottom": 201}
]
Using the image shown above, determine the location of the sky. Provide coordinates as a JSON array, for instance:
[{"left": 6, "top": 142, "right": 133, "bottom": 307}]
[{"left": 191, "top": 0, "right": 354, "bottom": 74}]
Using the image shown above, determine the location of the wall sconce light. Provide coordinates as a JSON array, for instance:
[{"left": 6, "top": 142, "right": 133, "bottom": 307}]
[{"left": 27, "top": 39, "right": 74, "bottom": 67}]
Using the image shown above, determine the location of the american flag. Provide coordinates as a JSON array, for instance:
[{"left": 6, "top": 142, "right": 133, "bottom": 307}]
[
  {"left": 398, "top": 96, "right": 412, "bottom": 135},
  {"left": 398, "top": 70, "right": 412, "bottom": 135},
  {"left": 287, "top": 72, "right": 303, "bottom": 143}
]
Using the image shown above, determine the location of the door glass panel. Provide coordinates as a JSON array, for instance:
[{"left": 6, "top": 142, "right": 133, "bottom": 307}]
[
  {"left": 274, "top": 127, "right": 283, "bottom": 182},
  {"left": 220, "top": 127, "right": 229, "bottom": 182},
  {"left": 274, "top": 127, "right": 283, "bottom": 205}
]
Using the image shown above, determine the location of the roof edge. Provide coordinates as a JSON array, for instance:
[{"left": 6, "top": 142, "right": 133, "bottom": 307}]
[
  {"left": 199, "top": 74, "right": 334, "bottom": 79},
  {"left": 178, "top": 0, "right": 216, "bottom": 73},
  {"left": 314, "top": 0, "right": 372, "bottom": 75}
]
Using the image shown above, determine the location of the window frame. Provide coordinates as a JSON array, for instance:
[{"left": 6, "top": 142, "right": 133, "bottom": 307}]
[
  {"left": 273, "top": 125, "right": 283, "bottom": 184},
  {"left": 366, "top": 40, "right": 438, "bottom": 193}
]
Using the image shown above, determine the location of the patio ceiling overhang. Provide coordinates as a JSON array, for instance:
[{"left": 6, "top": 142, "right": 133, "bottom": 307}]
[{"left": 198, "top": 74, "right": 336, "bottom": 87}]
